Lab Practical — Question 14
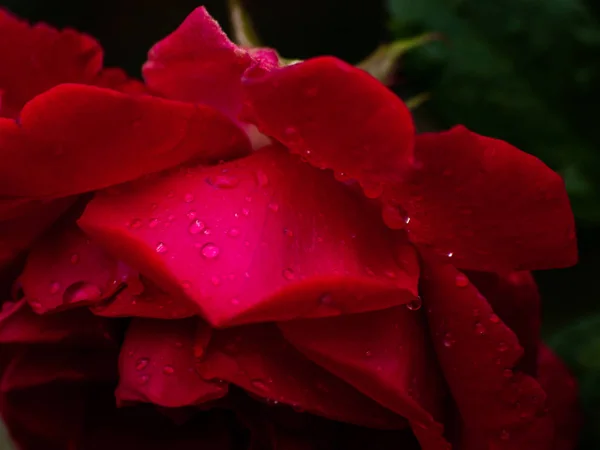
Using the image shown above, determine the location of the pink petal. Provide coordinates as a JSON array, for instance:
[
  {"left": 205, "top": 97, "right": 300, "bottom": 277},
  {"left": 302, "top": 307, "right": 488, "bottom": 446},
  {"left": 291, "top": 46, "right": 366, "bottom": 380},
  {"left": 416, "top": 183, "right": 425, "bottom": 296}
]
[
  {"left": 391, "top": 126, "right": 577, "bottom": 271},
  {"left": 117, "top": 318, "right": 227, "bottom": 408},
  {"left": 78, "top": 145, "right": 419, "bottom": 327},
  {"left": 241, "top": 56, "right": 415, "bottom": 195},
  {"left": 196, "top": 322, "right": 407, "bottom": 429},
  {"left": 0, "top": 84, "right": 250, "bottom": 198},
  {"left": 279, "top": 307, "right": 451, "bottom": 449},
  {"left": 421, "top": 256, "right": 554, "bottom": 450}
]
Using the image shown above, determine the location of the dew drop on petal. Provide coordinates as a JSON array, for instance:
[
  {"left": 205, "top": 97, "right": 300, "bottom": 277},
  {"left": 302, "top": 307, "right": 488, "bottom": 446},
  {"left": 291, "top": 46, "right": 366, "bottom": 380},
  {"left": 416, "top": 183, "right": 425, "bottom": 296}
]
[
  {"left": 364, "top": 350, "right": 373, "bottom": 358},
  {"left": 474, "top": 322, "right": 486, "bottom": 335},
  {"left": 255, "top": 170, "right": 269, "bottom": 187},
  {"left": 489, "top": 313, "right": 501, "bottom": 324},
  {"left": 148, "top": 218, "right": 159, "bottom": 228},
  {"left": 155, "top": 242, "right": 168, "bottom": 254},
  {"left": 282, "top": 268, "right": 295, "bottom": 280},
  {"left": 138, "top": 374, "right": 150, "bottom": 385},
  {"left": 135, "top": 358, "right": 149, "bottom": 371},
  {"left": 268, "top": 202, "right": 280, "bottom": 212},
  {"left": 447, "top": 252, "right": 454, "bottom": 258},
  {"left": 49, "top": 281, "right": 61, "bottom": 295},
  {"left": 184, "top": 193, "right": 195, "bottom": 203},
  {"left": 227, "top": 228, "right": 241, "bottom": 238},
  {"left": 200, "top": 243, "right": 220, "bottom": 259},
  {"left": 63, "top": 282, "right": 102, "bottom": 304},
  {"left": 211, "top": 276, "right": 221, "bottom": 286},
  {"left": 188, "top": 219, "right": 206, "bottom": 235},
  {"left": 162, "top": 365, "right": 175, "bottom": 375},
  {"left": 454, "top": 273, "right": 469, "bottom": 287},
  {"left": 129, "top": 219, "right": 142, "bottom": 229},
  {"left": 206, "top": 175, "right": 239, "bottom": 189},
  {"left": 497, "top": 342, "right": 509, "bottom": 352},
  {"left": 406, "top": 297, "right": 422, "bottom": 311},
  {"left": 251, "top": 379, "right": 269, "bottom": 391},
  {"left": 442, "top": 333, "right": 455, "bottom": 348}
]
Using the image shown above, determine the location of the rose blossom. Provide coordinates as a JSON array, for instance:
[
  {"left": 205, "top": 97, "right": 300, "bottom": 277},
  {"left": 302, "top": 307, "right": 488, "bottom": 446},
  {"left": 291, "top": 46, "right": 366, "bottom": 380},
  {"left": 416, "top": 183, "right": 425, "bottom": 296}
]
[{"left": 0, "top": 6, "right": 580, "bottom": 450}]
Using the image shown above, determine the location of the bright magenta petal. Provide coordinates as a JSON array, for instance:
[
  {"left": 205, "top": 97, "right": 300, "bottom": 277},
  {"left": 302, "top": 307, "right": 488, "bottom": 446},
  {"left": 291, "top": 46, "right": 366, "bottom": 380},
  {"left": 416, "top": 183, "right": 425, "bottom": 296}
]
[
  {"left": 279, "top": 307, "right": 450, "bottom": 450},
  {"left": 117, "top": 318, "right": 227, "bottom": 408},
  {"left": 241, "top": 56, "right": 415, "bottom": 195},
  {"left": 392, "top": 126, "right": 576, "bottom": 271},
  {"left": 143, "top": 6, "right": 276, "bottom": 120},
  {"left": 0, "top": 298, "right": 119, "bottom": 346},
  {"left": 20, "top": 221, "right": 138, "bottom": 313},
  {"left": 196, "top": 322, "right": 407, "bottom": 429},
  {"left": 468, "top": 271, "right": 541, "bottom": 375},
  {"left": 537, "top": 345, "right": 581, "bottom": 450},
  {"left": 0, "top": 84, "right": 250, "bottom": 198},
  {"left": 1, "top": 346, "right": 117, "bottom": 392},
  {"left": 91, "top": 277, "right": 199, "bottom": 319},
  {"left": 78, "top": 146, "right": 418, "bottom": 327},
  {"left": 421, "top": 257, "right": 554, "bottom": 450}
]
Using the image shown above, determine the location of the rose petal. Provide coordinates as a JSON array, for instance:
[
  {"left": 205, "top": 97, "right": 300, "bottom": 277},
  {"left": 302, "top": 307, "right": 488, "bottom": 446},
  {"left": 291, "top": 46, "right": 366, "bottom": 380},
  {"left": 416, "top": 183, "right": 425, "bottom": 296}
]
[
  {"left": 196, "top": 322, "right": 406, "bottom": 429},
  {"left": 0, "top": 9, "right": 102, "bottom": 118},
  {"left": 0, "top": 197, "right": 74, "bottom": 269},
  {"left": 279, "top": 307, "right": 450, "bottom": 450},
  {"left": 392, "top": 126, "right": 576, "bottom": 271},
  {"left": 20, "top": 221, "right": 138, "bottom": 313},
  {"left": 91, "top": 277, "right": 198, "bottom": 319},
  {"left": 117, "top": 318, "right": 227, "bottom": 408},
  {"left": 241, "top": 56, "right": 415, "bottom": 194},
  {"left": 143, "top": 6, "right": 276, "bottom": 119},
  {"left": 1, "top": 346, "right": 117, "bottom": 392},
  {"left": 537, "top": 345, "right": 581, "bottom": 450},
  {"left": 78, "top": 145, "right": 419, "bottom": 327},
  {"left": 468, "top": 271, "right": 541, "bottom": 375},
  {"left": 421, "top": 256, "right": 554, "bottom": 450},
  {"left": 0, "top": 84, "right": 250, "bottom": 198}
]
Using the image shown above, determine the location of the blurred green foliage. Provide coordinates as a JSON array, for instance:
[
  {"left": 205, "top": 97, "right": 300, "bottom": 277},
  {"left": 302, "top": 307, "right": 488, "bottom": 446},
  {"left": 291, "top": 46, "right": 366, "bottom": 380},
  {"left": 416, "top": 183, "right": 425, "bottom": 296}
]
[{"left": 388, "top": 0, "right": 600, "bottom": 223}]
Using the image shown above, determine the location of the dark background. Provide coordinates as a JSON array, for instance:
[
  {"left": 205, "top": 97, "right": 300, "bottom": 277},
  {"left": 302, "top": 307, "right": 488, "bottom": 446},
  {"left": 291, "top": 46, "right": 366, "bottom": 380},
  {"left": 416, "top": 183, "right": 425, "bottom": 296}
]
[{"left": 0, "top": 0, "right": 599, "bottom": 448}]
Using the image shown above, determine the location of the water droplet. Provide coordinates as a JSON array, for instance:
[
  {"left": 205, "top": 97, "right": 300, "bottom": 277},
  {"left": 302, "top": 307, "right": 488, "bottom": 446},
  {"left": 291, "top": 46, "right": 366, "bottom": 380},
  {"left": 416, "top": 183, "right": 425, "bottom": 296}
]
[
  {"left": 186, "top": 210, "right": 197, "bottom": 220},
  {"left": 70, "top": 253, "right": 79, "bottom": 264},
  {"left": 406, "top": 297, "right": 422, "bottom": 311},
  {"left": 162, "top": 365, "right": 175, "bottom": 375},
  {"left": 363, "top": 183, "right": 384, "bottom": 199},
  {"left": 63, "top": 282, "right": 102, "bottom": 304},
  {"left": 129, "top": 218, "right": 142, "bottom": 229},
  {"left": 364, "top": 350, "right": 373, "bottom": 358},
  {"left": 474, "top": 322, "right": 486, "bottom": 335},
  {"left": 135, "top": 358, "right": 149, "bottom": 371},
  {"left": 251, "top": 379, "right": 269, "bottom": 391},
  {"left": 184, "top": 193, "right": 194, "bottom": 203},
  {"left": 268, "top": 202, "right": 280, "bottom": 212},
  {"left": 138, "top": 374, "right": 150, "bottom": 385},
  {"left": 447, "top": 252, "right": 454, "bottom": 258},
  {"left": 489, "top": 313, "right": 500, "bottom": 324},
  {"left": 210, "top": 276, "right": 221, "bottom": 286},
  {"left": 499, "top": 429, "right": 510, "bottom": 441},
  {"left": 155, "top": 242, "right": 168, "bottom": 253},
  {"left": 148, "top": 218, "right": 159, "bottom": 228},
  {"left": 283, "top": 228, "right": 294, "bottom": 237},
  {"left": 181, "top": 280, "right": 191, "bottom": 290},
  {"left": 206, "top": 174, "right": 239, "bottom": 189},
  {"left": 282, "top": 268, "right": 295, "bottom": 280},
  {"left": 242, "top": 208, "right": 250, "bottom": 216},
  {"left": 384, "top": 270, "right": 397, "bottom": 279},
  {"left": 188, "top": 219, "right": 206, "bottom": 235},
  {"left": 497, "top": 342, "right": 509, "bottom": 352},
  {"left": 255, "top": 170, "right": 269, "bottom": 187},
  {"left": 502, "top": 368, "right": 513, "bottom": 378},
  {"left": 227, "top": 228, "right": 240, "bottom": 238},
  {"left": 284, "top": 126, "right": 298, "bottom": 138},
  {"left": 200, "top": 243, "right": 220, "bottom": 259},
  {"left": 443, "top": 333, "right": 455, "bottom": 348},
  {"left": 455, "top": 273, "right": 469, "bottom": 287},
  {"left": 381, "top": 204, "right": 406, "bottom": 229},
  {"left": 49, "top": 281, "right": 61, "bottom": 295}
]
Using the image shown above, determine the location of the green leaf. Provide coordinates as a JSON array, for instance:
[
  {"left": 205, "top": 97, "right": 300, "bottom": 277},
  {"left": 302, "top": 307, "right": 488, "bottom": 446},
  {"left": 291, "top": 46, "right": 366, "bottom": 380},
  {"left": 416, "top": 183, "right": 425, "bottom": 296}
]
[
  {"left": 388, "top": 0, "right": 600, "bottom": 222},
  {"left": 228, "top": 0, "right": 262, "bottom": 48}
]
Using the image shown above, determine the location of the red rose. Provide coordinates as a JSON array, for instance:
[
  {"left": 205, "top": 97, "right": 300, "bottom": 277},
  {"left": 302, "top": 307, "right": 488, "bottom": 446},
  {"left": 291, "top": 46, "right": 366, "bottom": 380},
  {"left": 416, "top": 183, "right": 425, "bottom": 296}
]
[{"left": 0, "top": 6, "right": 581, "bottom": 450}]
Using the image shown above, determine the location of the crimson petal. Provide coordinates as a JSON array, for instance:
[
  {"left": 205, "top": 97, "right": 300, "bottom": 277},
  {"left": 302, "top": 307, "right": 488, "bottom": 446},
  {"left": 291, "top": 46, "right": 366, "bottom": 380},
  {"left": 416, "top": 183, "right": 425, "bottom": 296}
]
[
  {"left": 421, "top": 257, "right": 554, "bottom": 450},
  {"left": 279, "top": 307, "right": 451, "bottom": 450},
  {"left": 20, "top": 222, "right": 138, "bottom": 313},
  {"left": 468, "top": 271, "right": 541, "bottom": 375},
  {"left": 0, "top": 84, "right": 250, "bottom": 198},
  {"left": 143, "top": 6, "right": 276, "bottom": 119},
  {"left": 0, "top": 298, "right": 119, "bottom": 346},
  {"left": 241, "top": 56, "right": 415, "bottom": 194},
  {"left": 1, "top": 346, "right": 117, "bottom": 392},
  {"left": 78, "top": 146, "right": 418, "bottom": 327},
  {"left": 392, "top": 126, "right": 576, "bottom": 271},
  {"left": 117, "top": 318, "right": 227, "bottom": 408},
  {"left": 196, "top": 322, "right": 407, "bottom": 429},
  {"left": 91, "top": 277, "right": 198, "bottom": 319},
  {"left": 537, "top": 345, "right": 581, "bottom": 450}
]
